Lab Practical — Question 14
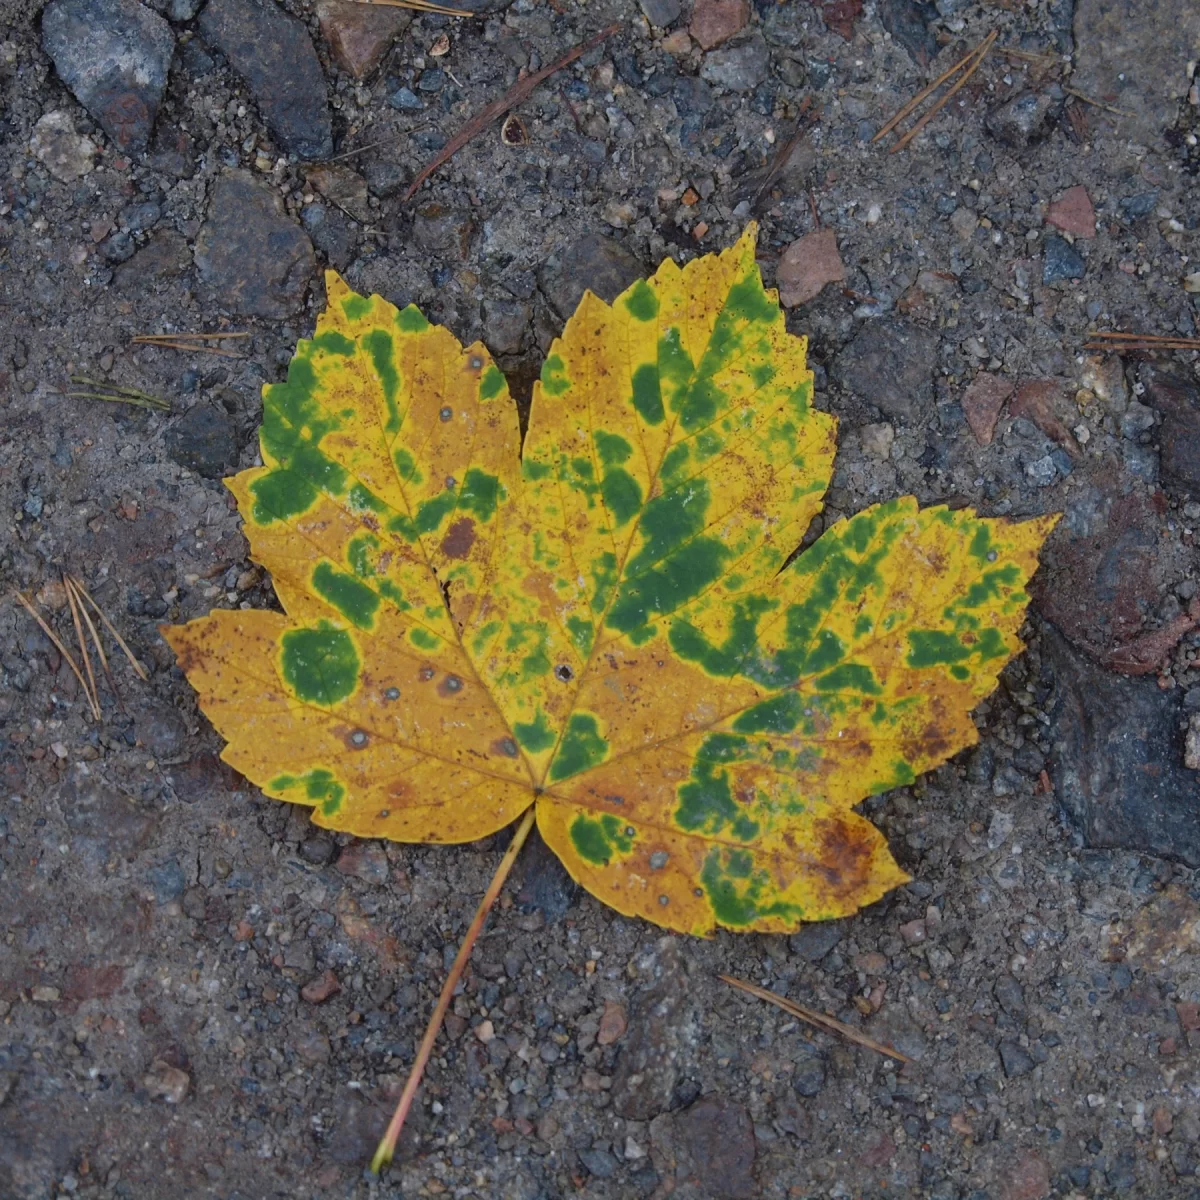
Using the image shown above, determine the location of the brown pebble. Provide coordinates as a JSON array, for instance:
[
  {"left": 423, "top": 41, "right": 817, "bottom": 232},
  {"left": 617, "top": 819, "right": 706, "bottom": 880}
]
[
  {"left": 301, "top": 968, "right": 341, "bottom": 1004},
  {"left": 1044, "top": 185, "right": 1096, "bottom": 239},
  {"left": 777, "top": 228, "right": 846, "bottom": 308},
  {"left": 690, "top": 0, "right": 748, "bottom": 50},
  {"left": 961, "top": 372, "right": 1014, "bottom": 446},
  {"left": 597, "top": 999, "right": 628, "bottom": 1046},
  {"left": 1152, "top": 1104, "right": 1174, "bottom": 1135}
]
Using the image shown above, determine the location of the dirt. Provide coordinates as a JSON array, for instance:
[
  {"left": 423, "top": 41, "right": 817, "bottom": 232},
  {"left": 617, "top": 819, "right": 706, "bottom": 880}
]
[{"left": 2, "top": 0, "right": 1200, "bottom": 1196}]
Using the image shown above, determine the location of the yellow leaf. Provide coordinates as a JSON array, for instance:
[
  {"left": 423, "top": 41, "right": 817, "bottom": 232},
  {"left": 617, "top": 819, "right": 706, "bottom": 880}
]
[{"left": 165, "top": 224, "right": 1055, "bottom": 936}]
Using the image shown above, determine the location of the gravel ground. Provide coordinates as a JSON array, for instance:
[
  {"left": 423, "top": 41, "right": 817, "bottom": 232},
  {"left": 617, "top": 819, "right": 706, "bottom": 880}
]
[{"left": 2, "top": 0, "right": 1200, "bottom": 1196}]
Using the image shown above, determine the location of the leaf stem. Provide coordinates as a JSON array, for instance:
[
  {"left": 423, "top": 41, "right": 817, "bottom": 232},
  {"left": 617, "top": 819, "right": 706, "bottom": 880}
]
[{"left": 371, "top": 806, "right": 537, "bottom": 1174}]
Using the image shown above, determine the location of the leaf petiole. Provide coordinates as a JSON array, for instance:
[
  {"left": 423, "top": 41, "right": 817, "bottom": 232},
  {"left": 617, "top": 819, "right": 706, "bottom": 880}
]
[{"left": 371, "top": 806, "right": 538, "bottom": 1174}]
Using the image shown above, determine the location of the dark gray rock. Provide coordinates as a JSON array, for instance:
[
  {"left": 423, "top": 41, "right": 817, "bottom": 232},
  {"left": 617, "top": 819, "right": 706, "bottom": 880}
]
[
  {"left": 994, "top": 974, "right": 1026, "bottom": 1018},
  {"left": 388, "top": 85, "right": 424, "bottom": 111},
  {"left": 199, "top": 0, "right": 332, "bottom": 160},
  {"left": 165, "top": 404, "right": 239, "bottom": 479},
  {"left": 1141, "top": 367, "right": 1200, "bottom": 497},
  {"left": 411, "top": 204, "right": 474, "bottom": 261},
  {"left": 833, "top": 319, "right": 938, "bottom": 423},
  {"left": 1119, "top": 191, "right": 1159, "bottom": 221},
  {"left": 100, "top": 231, "right": 136, "bottom": 264},
  {"left": 194, "top": 170, "right": 315, "bottom": 317},
  {"left": 1043, "top": 235, "right": 1086, "bottom": 284},
  {"left": 985, "top": 91, "right": 1054, "bottom": 147},
  {"left": 878, "top": 0, "right": 938, "bottom": 66},
  {"left": 120, "top": 200, "right": 162, "bottom": 232},
  {"left": 41, "top": 0, "right": 175, "bottom": 153},
  {"left": 699, "top": 33, "right": 769, "bottom": 92},
  {"left": 578, "top": 1146, "right": 618, "bottom": 1179},
  {"left": 649, "top": 1096, "right": 756, "bottom": 1200},
  {"left": 792, "top": 1047, "right": 826, "bottom": 1097},
  {"left": 482, "top": 295, "right": 531, "bottom": 357},
  {"left": 1043, "top": 624, "right": 1200, "bottom": 866},
  {"left": 638, "top": 0, "right": 681, "bottom": 26},
  {"left": 1073, "top": 0, "right": 1200, "bottom": 145},
  {"left": 539, "top": 233, "right": 644, "bottom": 323},
  {"left": 999, "top": 1040, "right": 1035, "bottom": 1078},
  {"left": 167, "top": 0, "right": 202, "bottom": 18},
  {"left": 611, "top": 938, "right": 697, "bottom": 1120},
  {"left": 114, "top": 229, "right": 192, "bottom": 291},
  {"left": 361, "top": 158, "right": 411, "bottom": 198},
  {"left": 788, "top": 921, "right": 843, "bottom": 962},
  {"left": 300, "top": 203, "right": 356, "bottom": 271},
  {"left": 148, "top": 859, "right": 186, "bottom": 903}
]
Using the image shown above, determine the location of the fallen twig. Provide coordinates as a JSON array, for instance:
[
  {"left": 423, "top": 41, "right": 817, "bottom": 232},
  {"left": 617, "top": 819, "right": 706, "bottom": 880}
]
[
  {"left": 1084, "top": 331, "right": 1200, "bottom": 353},
  {"left": 886, "top": 31, "right": 997, "bottom": 152},
  {"left": 67, "top": 574, "right": 149, "bottom": 681},
  {"left": 10, "top": 592, "right": 102, "bottom": 719},
  {"left": 63, "top": 575, "right": 101, "bottom": 716},
  {"left": 1063, "top": 87, "right": 1132, "bottom": 117},
  {"left": 348, "top": 0, "right": 472, "bottom": 14},
  {"left": 404, "top": 22, "right": 621, "bottom": 201},
  {"left": 64, "top": 375, "right": 170, "bottom": 411},
  {"left": 132, "top": 332, "right": 247, "bottom": 359},
  {"left": 720, "top": 974, "right": 913, "bottom": 1065}
]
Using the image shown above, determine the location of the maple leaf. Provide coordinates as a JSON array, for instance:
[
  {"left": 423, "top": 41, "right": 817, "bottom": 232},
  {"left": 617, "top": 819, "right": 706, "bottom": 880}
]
[
  {"left": 165, "top": 226, "right": 1054, "bottom": 1166},
  {"left": 166, "top": 224, "right": 1052, "bottom": 936}
]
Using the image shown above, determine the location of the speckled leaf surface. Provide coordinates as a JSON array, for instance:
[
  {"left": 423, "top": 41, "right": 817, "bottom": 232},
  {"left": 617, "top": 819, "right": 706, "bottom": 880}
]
[{"left": 165, "top": 226, "right": 1055, "bottom": 936}]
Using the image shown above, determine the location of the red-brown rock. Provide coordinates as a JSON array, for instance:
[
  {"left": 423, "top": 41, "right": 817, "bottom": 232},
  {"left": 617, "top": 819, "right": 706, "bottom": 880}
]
[
  {"left": 316, "top": 0, "right": 411, "bottom": 81},
  {"left": 301, "top": 968, "right": 341, "bottom": 1004},
  {"left": 961, "top": 372, "right": 1013, "bottom": 446},
  {"left": 1044, "top": 184, "right": 1096, "bottom": 238},
  {"left": 689, "top": 0, "right": 749, "bottom": 50},
  {"left": 776, "top": 228, "right": 845, "bottom": 307}
]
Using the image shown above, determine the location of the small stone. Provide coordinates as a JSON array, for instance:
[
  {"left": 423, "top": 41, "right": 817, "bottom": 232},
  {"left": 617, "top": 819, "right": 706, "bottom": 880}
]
[
  {"left": 638, "top": 0, "right": 681, "bottom": 26},
  {"left": 31, "top": 985, "right": 60, "bottom": 1003},
  {"left": 602, "top": 199, "right": 637, "bottom": 229},
  {"left": 539, "top": 234, "right": 644, "bottom": 323},
  {"left": 101, "top": 231, "right": 136, "bottom": 264},
  {"left": 200, "top": 0, "right": 333, "bottom": 160},
  {"left": 776, "top": 227, "right": 845, "bottom": 307},
  {"left": 858, "top": 422, "right": 895, "bottom": 461},
  {"left": 998, "top": 1040, "right": 1035, "bottom": 1078},
  {"left": 792, "top": 1050, "right": 826, "bottom": 1097},
  {"left": 299, "top": 834, "right": 335, "bottom": 865},
  {"left": 412, "top": 203, "right": 474, "bottom": 260},
  {"left": 986, "top": 90, "right": 1054, "bottom": 147},
  {"left": 1043, "top": 235, "right": 1086, "bottom": 284},
  {"left": 1187, "top": 716, "right": 1200, "bottom": 771},
  {"left": 316, "top": 0, "right": 411, "bottom": 81},
  {"left": 194, "top": 170, "right": 316, "bottom": 318},
  {"left": 662, "top": 28, "right": 693, "bottom": 54},
  {"left": 482, "top": 296, "right": 530, "bottom": 356},
  {"left": 361, "top": 158, "right": 411, "bottom": 198},
  {"left": 950, "top": 207, "right": 978, "bottom": 241},
  {"left": 898, "top": 919, "right": 926, "bottom": 945},
  {"left": 301, "top": 969, "right": 341, "bottom": 1004},
  {"left": 961, "top": 372, "right": 1013, "bottom": 446},
  {"left": 305, "top": 163, "right": 372, "bottom": 223},
  {"left": 597, "top": 999, "right": 628, "bottom": 1046},
  {"left": 29, "top": 111, "right": 98, "bottom": 182},
  {"left": 1044, "top": 185, "right": 1096, "bottom": 239},
  {"left": 143, "top": 1060, "right": 190, "bottom": 1103},
  {"left": 833, "top": 319, "right": 939, "bottom": 423},
  {"left": 335, "top": 841, "right": 389, "bottom": 885},
  {"left": 1141, "top": 368, "right": 1200, "bottom": 496},
  {"left": 474, "top": 1019, "right": 495, "bottom": 1043},
  {"left": 389, "top": 86, "right": 424, "bottom": 110},
  {"left": 699, "top": 32, "right": 768, "bottom": 92},
  {"left": 41, "top": 0, "right": 174, "bottom": 153},
  {"left": 788, "top": 921, "right": 842, "bottom": 961},
  {"left": 994, "top": 974, "right": 1026, "bottom": 1017},
  {"left": 878, "top": 0, "right": 937, "bottom": 67},
  {"left": 1153, "top": 1105, "right": 1174, "bottom": 1135},
  {"left": 578, "top": 1147, "right": 618, "bottom": 1178},
  {"left": 164, "top": 405, "right": 239, "bottom": 480},
  {"left": 653, "top": 1095, "right": 757, "bottom": 1199},
  {"left": 689, "top": 0, "right": 748, "bottom": 50},
  {"left": 998, "top": 1153, "right": 1050, "bottom": 1200},
  {"left": 115, "top": 230, "right": 193, "bottom": 291},
  {"left": 1042, "top": 627, "right": 1200, "bottom": 865}
]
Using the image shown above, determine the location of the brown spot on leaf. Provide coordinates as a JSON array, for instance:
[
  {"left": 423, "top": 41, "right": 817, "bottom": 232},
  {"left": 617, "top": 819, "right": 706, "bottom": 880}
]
[
  {"left": 437, "top": 673, "right": 464, "bottom": 698},
  {"left": 811, "top": 815, "right": 874, "bottom": 901},
  {"left": 440, "top": 516, "right": 476, "bottom": 560}
]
